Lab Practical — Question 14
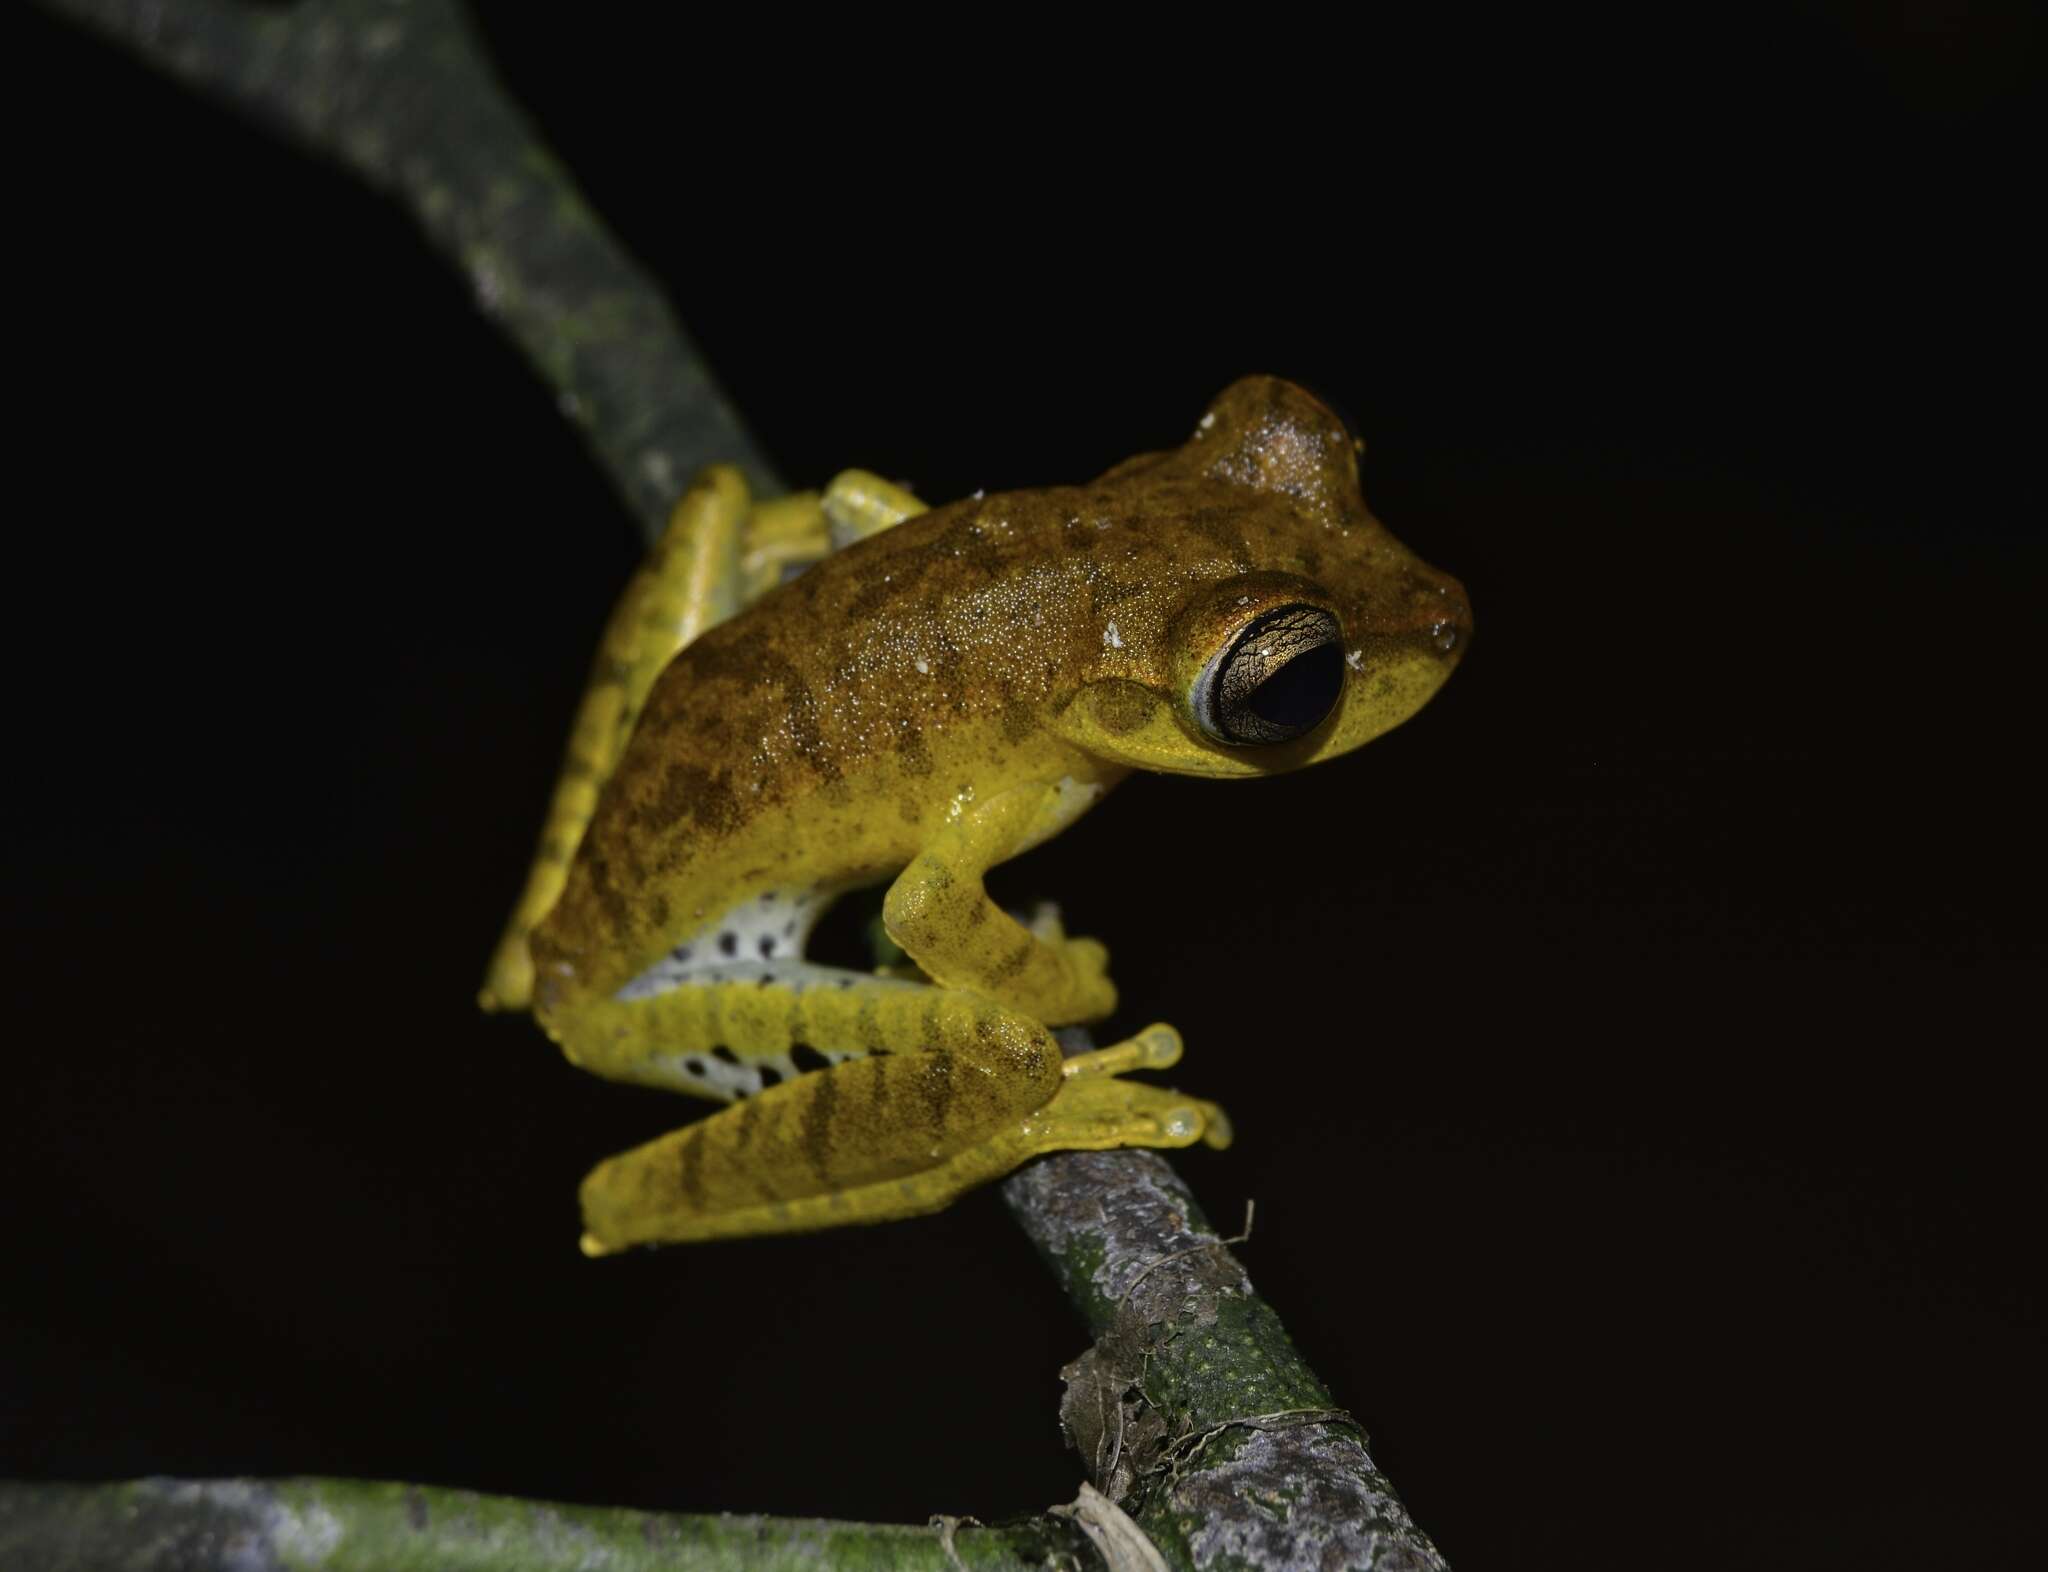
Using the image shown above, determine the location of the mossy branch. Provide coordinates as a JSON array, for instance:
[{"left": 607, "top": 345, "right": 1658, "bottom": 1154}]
[
  {"left": 0, "top": 1478, "right": 1088, "bottom": 1571},
  {"left": 22, "top": 3, "right": 1455, "bottom": 1568}
]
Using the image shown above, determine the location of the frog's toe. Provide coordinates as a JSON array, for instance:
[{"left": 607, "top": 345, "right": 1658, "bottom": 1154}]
[
  {"left": 1022, "top": 906, "right": 1115, "bottom": 994},
  {"left": 1063, "top": 1021, "right": 1182, "bottom": 1079},
  {"left": 1024, "top": 901, "right": 1068, "bottom": 944},
  {"left": 1143, "top": 1095, "right": 1232, "bottom": 1150},
  {"left": 1024, "top": 1075, "right": 1231, "bottom": 1157},
  {"left": 1132, "top": 1021, "right": 1183, "bottom": 1070},
  {"left": 1055, "top": 935, "right": 1116, "bottom": 1019}
]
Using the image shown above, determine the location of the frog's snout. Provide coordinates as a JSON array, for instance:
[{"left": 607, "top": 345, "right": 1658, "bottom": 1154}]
[{"left": 1408, "top": 566, "right": 1473, "bottom": 666}]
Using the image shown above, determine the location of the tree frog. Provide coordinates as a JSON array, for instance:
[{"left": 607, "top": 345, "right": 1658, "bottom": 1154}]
[{"left": 480, "top": 377, "right": 1470, "bottom": 1253}]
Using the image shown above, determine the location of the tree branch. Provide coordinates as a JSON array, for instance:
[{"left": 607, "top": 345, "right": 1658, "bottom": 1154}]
[
  {"left": 1004, "top": 1147, "right": 1448, "bottom": 1570},
  {"left": 0, "top": 1478, "right": 1090, "bottom": 1570},
  {"left": 24, "top": 4, "right": 1454, "bottom": 1567}
]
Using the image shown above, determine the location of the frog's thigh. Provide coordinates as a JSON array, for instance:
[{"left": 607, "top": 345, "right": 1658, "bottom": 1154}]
[
  {"left": 481, "top": 467, "right": 756, "bottom": 1010},
  {"left": 551, "top": 958, "right": 933, "bottom": 1092},
  {"left": 1020, "top": 1073, "right": 1233, "bottom": 1161},
  {"left": 882, "top": 782, "right": 1115, "bottom": 1025}
]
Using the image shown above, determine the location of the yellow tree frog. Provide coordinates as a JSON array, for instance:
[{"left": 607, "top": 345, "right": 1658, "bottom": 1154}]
[{"left": 480, "top": 377, "right": 1470, "bottom": 1253}]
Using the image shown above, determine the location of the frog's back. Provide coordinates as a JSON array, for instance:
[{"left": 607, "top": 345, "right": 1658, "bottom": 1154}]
[
  {"left": 528, "top": 490, "right": 1112, "bottom": 998},
  {"left": 530, "top": 375, "right": 1458, "bottom": 1000}
]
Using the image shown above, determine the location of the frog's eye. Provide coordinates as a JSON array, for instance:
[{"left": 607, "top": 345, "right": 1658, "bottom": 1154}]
[{"left": 1192, "top": 604, "right": 1345, "bottom": 746}]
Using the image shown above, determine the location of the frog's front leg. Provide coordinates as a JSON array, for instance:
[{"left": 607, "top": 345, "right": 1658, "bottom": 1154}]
[{"left": 882, "top": 779, "right": 1123, "bottom": 1025}]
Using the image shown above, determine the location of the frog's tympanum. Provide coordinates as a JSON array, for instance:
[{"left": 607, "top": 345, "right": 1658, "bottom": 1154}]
[{"left": 481, "top": 377, "right": 1469, "bottom": 1252}]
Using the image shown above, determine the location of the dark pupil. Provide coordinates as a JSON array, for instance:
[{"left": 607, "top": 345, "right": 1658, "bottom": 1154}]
[{"left": 1248, "top": 641, "right": 1343, "bottom": 731}]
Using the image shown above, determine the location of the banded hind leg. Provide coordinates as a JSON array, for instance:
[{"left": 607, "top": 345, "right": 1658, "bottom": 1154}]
[
  {"left": 481, "top": 466, "right": 751, "bottom": 1008},
  {"left": 479, "top": 466, "right": 927, "bottom": 1009},
  {"left": 548, "top": 964, "right": 1220, "bottom": 1250}
]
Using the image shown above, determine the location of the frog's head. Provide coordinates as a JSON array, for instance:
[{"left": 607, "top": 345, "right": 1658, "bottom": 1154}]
[{"left": 1050, "top": 376, "right": 1471, "bottom": 778}]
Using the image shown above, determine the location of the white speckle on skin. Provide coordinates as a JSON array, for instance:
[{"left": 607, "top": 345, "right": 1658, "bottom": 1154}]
[
  {"left": 649, "top": 1045, "right": 799, "bottom": 1100},
  {"left": 619, "top": 958, "right": 919, "bottom": 1100},
  {"left": 1197, "top": 411, "right": 1217, "bottom": 434},
  {"left": 972, "top": 488, "right": 986, "bottom": 500},
  {"left": 618, "top": 889, "right": 831, "bottom": 1000},
  {"left": 914, "top": 657, "right": 930, "bottom": 674},
  {"left": 1346, "top": 648, "right": 1365, "bottom": 671},
  {"left": 1104, "top": 621, "right": 1123, "bottom": 649}
]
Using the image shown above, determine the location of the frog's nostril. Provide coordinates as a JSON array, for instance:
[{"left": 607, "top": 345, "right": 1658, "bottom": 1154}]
[{"left": 1417, "top": 575, "right": 1473, "bottom": 659}]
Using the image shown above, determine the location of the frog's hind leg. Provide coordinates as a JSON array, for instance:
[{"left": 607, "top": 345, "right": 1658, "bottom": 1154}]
[
  {"left": 596, "top": 1026, "right": 1232, "bottom": 1249},
  {"left": 480, "top": 467, "right": 755, "bottom": 1010},
  {"left": 480, "top": 468, "right": 929, "bottom": 1011},
  {"left": 551, "top": 960, "right": 1221, "bottom": 1250},
  {"left": 823, "top": 470, "right": 928, "bottom": 545},
  {"left": 579, "top": 1056, "right": 1227, "bottom": 1251},
  {"left": 718, "top": 1068, "right": 1238, "bottom": 1251},
  {"left": 562, "top": 969, "right": 1051, "bottom": 1249},
  {"left": 735, "top": 469, "right": 929, "bottom": 600}
]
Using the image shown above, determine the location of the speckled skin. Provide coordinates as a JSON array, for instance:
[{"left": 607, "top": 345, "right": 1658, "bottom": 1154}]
[{"left": 492, "top": 377, "right": 1471, "bottom": 1250}]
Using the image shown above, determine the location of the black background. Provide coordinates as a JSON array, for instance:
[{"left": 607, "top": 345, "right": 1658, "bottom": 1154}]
[{"left": 7, "top": 6, "right": 2041, "bottom": 1569}]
